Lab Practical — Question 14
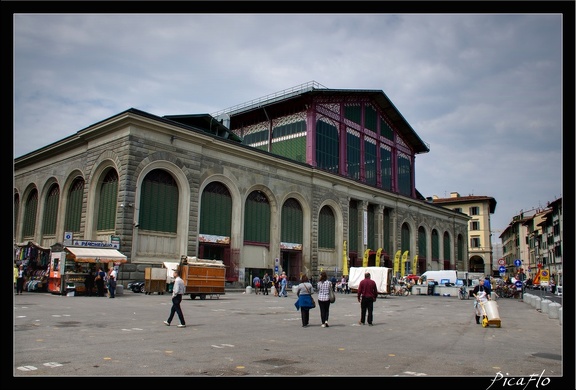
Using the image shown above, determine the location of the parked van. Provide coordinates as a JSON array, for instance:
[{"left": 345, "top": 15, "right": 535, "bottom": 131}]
[{"left": 419, "top": 270, "right": 458, "bottom": 286}]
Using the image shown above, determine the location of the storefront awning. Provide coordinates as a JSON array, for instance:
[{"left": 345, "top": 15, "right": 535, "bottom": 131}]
[{"left": 65, "top": 247, "right": 127, "bottom": 263}]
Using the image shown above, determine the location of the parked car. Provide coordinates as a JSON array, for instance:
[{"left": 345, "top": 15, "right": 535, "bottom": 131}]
[{"left": 127, "top": 280, "right": 145, "bottom": 293}]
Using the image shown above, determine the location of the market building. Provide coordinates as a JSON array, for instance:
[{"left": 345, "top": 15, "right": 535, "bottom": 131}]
[{"left": 13, "top": 81, "right": 470, "bottom": 290}]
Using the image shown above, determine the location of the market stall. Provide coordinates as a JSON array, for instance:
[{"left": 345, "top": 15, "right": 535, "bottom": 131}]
[{"left": 48, "top": 246, "right": 127, "bottom": 296}]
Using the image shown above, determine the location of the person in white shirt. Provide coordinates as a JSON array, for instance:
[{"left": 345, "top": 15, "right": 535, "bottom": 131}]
[{"left": 164, "top": 270, "right": 186, "bottom": 328}]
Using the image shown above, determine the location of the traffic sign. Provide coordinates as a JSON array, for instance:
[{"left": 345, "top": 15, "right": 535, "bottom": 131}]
[
  {"left": 498, "top": 266, "right": 506, "bottom": 273},
  {"left": 515, "top": 280, "right": 523, "bottom": 290},
  {"left": 514, "top": 259, "right": 522, "bottom": 267},
  {"left": 498, "top": 258, "right": 505, "bottom": 266}
]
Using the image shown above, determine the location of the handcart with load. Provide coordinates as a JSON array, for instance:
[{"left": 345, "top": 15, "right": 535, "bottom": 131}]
[{"left": 477, "top": 299, "right": 502, "bottom": 328}]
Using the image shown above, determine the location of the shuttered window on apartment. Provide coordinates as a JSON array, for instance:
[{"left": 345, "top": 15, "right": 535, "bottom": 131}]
[
  {"left": 139, "top": 170, "right": 178, "bottom": 233},
  {"left": 64, "top": 178, "right": 84, "bottom": 233},
  {"left": 97, "top": 170, "right": 119, "bottom": 231}
]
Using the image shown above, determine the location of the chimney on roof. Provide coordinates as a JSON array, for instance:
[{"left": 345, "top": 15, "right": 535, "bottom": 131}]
[
  {"left": 432, "top": 195, "right": 439, "bottom": 200},
  {"left": 450, "top": 192, "right": 460, "bottom": 198},
  {"left": 426, "top": 197, "right": 433, "bottom": 202}
]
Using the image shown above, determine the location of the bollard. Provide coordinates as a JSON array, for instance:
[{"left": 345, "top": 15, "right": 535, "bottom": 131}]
[
  {"left": 532, "top": 296, "right": 541, "bottom": 310},
  {"left": 540, "top": 299, "right": 552, "bottom": 314},
  {"left": 559, "top": 307, "right": 562, "bottom": 325},
  {"left": 246, "top": 286, "right": 253, "bottom": 294},
  {"left": 548, "top": 302, "right": 561, "bottom": 319},
  {"left": 292, "top": 285, "right": 298, "bottom": 294},
  {"left": 523, "top": 294, "right": 532, "bottom": 306}
]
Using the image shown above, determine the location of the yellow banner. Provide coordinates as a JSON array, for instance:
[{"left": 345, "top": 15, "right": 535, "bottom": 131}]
[
  {"left": 401, "top": 250, "right": 409, "bottom": 277},
  {"left": 363, "top": 249, "right": 370, "bottom": 268},
  {"left": 342, "top": 241, "right": 348, "bottom": 276},
  {"left": 394, "top": 250, "right": 401, "bottom": 274},
  {"left": 375, "top": 248, "right": 382, "bottom": 267},
  {"left": 412, "top": 254, "right": 418, "bottom": 275}
]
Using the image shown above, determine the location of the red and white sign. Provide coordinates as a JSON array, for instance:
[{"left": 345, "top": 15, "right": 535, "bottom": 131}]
[{"left": 498, "top": 258, "right": 505, "bottom": 266}]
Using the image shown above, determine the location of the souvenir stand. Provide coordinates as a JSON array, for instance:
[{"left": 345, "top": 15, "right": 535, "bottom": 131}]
[
  {"left": 48, "top": 244, "right": 127, "bottom": 296},
  {"left": 14, "top": 241, "right": 50, "bottom": 292}
]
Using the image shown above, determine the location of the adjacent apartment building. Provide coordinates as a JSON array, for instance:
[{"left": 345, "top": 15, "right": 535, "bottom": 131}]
[{"left": 432, "top": 192, "right": 497, "bottom": 276}]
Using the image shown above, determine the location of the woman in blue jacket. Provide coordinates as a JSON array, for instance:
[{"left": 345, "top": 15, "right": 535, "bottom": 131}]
[{"left": 294, "top": 274, "right": 315, "bottom": 327}]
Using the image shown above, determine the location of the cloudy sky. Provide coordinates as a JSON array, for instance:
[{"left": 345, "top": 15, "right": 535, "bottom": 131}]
[{"left": 13, "top": 11, "right": 566, "bottom": 242}]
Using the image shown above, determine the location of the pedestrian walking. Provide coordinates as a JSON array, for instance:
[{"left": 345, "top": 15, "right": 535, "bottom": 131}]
[
  {"left": 16, "top": 265, "right": 25, "bottom": 295},
  {"left": 252, "top": 275, "right": 261, "bottom": 295},
  {"left": 279, "top": 272, "right": 288, "bottom": 297},
  {"left": 317, "top": 271, "right": 332, "bottom": 327},
  {"left": 294, "top": 274, "right": 315, "bottom": 327},
  {"left": 357, "top": 272, "right": 378, "bottom": 326},
  {"left": 262, "top": 273, "right": 271, "bottom": 295},
  {"left": 164, "top": 270, "right": 186, "bottom": 328}
]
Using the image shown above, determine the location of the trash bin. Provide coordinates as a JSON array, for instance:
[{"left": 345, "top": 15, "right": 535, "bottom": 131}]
[
  {"left": 66, "top": 283, "right": 76, "bottom": 297},
  {"left": 427, "top": 281, "right": 437, "bottom": 295}
]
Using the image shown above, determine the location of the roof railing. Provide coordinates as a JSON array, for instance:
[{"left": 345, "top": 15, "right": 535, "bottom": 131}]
[{"left": 211, "top": 80, "right": 327, "bottom": 117}]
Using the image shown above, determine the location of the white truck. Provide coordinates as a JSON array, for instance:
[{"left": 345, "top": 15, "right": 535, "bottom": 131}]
[
  {"left": 348, "top": 266, "right": 393, "bottom": 296},
  {"left": 419, "top": 270, "right": 458, "bottom": 285}
]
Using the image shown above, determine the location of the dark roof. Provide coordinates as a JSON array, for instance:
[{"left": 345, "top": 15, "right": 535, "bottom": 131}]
[
  {"left": 218, "top": 84, "right": 430, "bottom": 154},
  {"left": 163, "top": 114, "right": 243, "bottom": 142},
  {"left": 432, "top": 195, "right": 497, "bottom": 214}
]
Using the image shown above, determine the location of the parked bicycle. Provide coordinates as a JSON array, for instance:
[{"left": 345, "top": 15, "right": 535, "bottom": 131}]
[{"left": 393, "top": 284, "right": 410, "bottom": 296}]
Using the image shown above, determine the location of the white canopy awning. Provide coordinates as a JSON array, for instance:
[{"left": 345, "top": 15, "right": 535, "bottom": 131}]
[{"left": 65, "top": 247, "right": 127, "bottom": 263}]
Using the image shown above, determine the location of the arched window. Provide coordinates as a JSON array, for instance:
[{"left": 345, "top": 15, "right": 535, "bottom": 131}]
[
  {"left": 200, "top": 182, "right": 232, "bottom": 236},
  {"left": 139, "top": 170, "right": 178, "bottom": 233},
  {"left": 65, "top": 178, "right": 84, "bottom": 233},
  {"left": 401, "top": 223, "right": 410, "bottom": 252},
  {"left": 97, "top": 170, "right": 119, "bottom": 231},
  {"left": 14, "top": 193, "right": 20, "bottom": 237},
  {"left": 244, "top": 190, "right": 270, "bottom": 244},
  {"left": 42, "top": 184, "right": 60, "bottom": 235},
  {"left": 23, "top": 189, "right": 38, "bottom": 237},
  {"left": 418, "top": 226, "right": 427, "bottom": 262},
  {"left": 281, "top": 198, "right": 303, "bottom": 244},
  {"left": 444, "top": 231, "right": 452, "bottom": 269},
  {"left": 432, "top": 229, "right": 440, "bottom": 261},
  {"left": 318, "top": 206, "right": 335, "bottom": 249}
]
